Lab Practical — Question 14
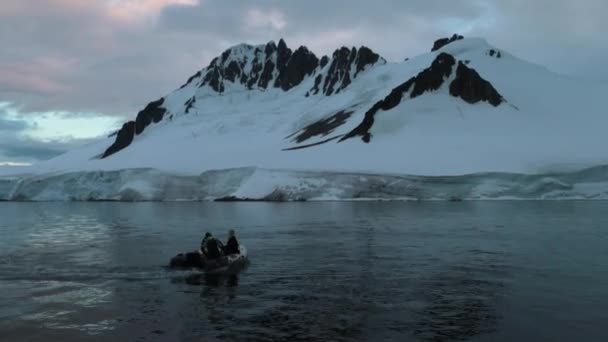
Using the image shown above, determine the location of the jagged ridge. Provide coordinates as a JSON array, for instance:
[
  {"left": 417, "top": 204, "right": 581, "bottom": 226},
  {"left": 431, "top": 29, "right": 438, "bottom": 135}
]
[
  {"left": 308, "top": 46, "right": 385, "bottom": 96},
  {"left": 191, "top": 39, "right": 320, "bottom": 93}
]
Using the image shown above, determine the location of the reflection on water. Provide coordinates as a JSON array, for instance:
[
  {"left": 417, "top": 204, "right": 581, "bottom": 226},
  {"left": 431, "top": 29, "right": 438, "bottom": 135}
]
[
  {"left": 410, "top": 252, "right": 508, "bottom": 341},
  {"left": 1, "top": 202, "right": 608, "bottom": 341},
  {"left": 176, "top": 272, "right": 240, "bottom": 287}
]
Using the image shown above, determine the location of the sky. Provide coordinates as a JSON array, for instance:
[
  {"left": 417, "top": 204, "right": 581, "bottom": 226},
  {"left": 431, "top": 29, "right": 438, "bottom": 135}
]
[{"left": 1, "top": 0, "right": 607, "bottom": 165}]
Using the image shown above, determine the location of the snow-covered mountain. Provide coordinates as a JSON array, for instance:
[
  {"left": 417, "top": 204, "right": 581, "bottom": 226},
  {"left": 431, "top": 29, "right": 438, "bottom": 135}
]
[{"left": 3, "top": 35, "right": 608, "bottom": 201}]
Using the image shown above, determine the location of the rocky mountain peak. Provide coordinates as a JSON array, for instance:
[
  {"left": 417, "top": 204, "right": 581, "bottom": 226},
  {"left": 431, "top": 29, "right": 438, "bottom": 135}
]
[
  {"left": 307, "top": 45, "right": 385, "bottom": 96},
  {"left": 177, "top": 39, "right": 322, "bottom": 94},
  {"left": 432, "top": 34, "right": 464, "bottom": 52}
]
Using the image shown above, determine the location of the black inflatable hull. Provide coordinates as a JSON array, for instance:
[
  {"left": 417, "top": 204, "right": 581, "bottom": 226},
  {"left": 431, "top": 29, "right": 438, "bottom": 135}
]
[
  {"left": 169, "top": 246, "right": 248, "bottom": 273},
  {"left": 169, "top": 251, "right": 205, "bottom": 268}
]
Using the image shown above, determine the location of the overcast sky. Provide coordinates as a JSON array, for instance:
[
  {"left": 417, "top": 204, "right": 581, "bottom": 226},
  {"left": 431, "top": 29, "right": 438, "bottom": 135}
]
[{"left": 1, "top": 0, "right": 607, "bottom": 164}]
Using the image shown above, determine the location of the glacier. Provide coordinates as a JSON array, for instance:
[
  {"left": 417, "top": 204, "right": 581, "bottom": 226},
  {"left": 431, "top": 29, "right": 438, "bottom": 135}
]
[{"left": 2, "top": 166, "right": 608, "bottom": 201}]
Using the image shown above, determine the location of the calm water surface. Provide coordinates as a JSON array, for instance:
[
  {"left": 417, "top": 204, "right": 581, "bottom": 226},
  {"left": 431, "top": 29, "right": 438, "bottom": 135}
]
[{"left": 0, "top": 202, "right": 607, "bottom": 341}]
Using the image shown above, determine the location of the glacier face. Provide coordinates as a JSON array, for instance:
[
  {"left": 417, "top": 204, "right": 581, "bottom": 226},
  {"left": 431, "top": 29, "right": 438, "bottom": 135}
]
[{"left": 2, "top": 166, "right": 608, "bottom": 201}]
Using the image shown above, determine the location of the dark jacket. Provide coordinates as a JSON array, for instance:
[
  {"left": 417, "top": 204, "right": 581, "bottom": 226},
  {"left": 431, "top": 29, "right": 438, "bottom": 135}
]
[
  {"left": 202, "top": 237, "right": 223, "bottom": 259},
  {"left": 225, "top": 236, "right": 239, "bottom": 255}
]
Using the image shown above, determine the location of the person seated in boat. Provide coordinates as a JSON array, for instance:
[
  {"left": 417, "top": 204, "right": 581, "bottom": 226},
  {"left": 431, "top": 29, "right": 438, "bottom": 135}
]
[
  {"left": 224, "top": 229, "right": 240, "bottom": 255},
  {"left": 199, "top": 232, "right": 211, "bottom": 254},
  {"left": 200, "top": 232, "right": 224, "bottom": 260}
]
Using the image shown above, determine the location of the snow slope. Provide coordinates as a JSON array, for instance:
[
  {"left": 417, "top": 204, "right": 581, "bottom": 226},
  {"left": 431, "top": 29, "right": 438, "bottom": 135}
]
[{"left": 2, "top": 36, "right": 608, "bottom": 201}]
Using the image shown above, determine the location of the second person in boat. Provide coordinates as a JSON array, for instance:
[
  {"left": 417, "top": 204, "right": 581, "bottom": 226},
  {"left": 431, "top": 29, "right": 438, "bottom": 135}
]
[{"left": 224, "top": 229, "right": 240, "bottom": 255}]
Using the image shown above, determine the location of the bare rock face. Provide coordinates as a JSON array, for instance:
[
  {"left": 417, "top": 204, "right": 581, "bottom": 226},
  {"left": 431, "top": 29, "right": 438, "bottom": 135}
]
[
  {"left": 409, "top": 53, "right": 456, "bottom": 98},
  {"left": 319, "top": 55, "right": 330, "bottom": 68},
  {"left": 289, "top": 110, "right": 355, "bottom": 143},
  {"left": 431, "top": 34, "right": 464, "bottom": 52},
  {"left": 309, "top": 46, "right": 384, "bottom": 96},
  {"left": 102, "top": 121, "right": 136, "bottom": 158},
  {"left": 354, "top": 46, "right": 381, "bottom": 77},
  {"left": 189, "top": 39, "right": 320, "bottom": 93},
  {"left": 184, "top": 97, "right": 196, "bottom": 113},
  {"left": 449, "top": 61, "right": 504, "bottom": 106},
  {"left": 135, "top": 98, "right": 166, "bottom": 135},
  {"left": 258, "top": 43, "right": 277, "bottom": 89},
  {"left": 323, "top": 47, "right": 355, "bottom": 95},
  {"left": 274, "top": 46, "right": 319, "bottom": 91},
  {"left": 102, "top": 98, "right": 166, "bottom": 158},
  {"left": 488, "top": 49, "right": 502, "bottom": 58}
]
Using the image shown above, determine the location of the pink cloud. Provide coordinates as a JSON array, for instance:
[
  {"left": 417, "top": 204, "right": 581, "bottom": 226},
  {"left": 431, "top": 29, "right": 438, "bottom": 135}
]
[
  {"left": 105, "top": 0, "right": 198, "bottom": 23},
  {"left": 0, "top": 0, "right": 99, "bottom": 16},
  {"left": 0, "top": 67, "right": 70, "bottom": 95},
  {"left": 0, "top": 0, "right": 195, "bottom": 25},
  {"left": 246, "top": 8, "right": 287, "bottom": 30},
  {"left": 0, "top": 56, "right": 77, "bottom": 95}
]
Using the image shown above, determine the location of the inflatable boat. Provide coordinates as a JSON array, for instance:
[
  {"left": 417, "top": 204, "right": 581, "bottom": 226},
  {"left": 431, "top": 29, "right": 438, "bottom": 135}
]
[{"left": 169, "top": 245, "right": 248, "bottom": 273}]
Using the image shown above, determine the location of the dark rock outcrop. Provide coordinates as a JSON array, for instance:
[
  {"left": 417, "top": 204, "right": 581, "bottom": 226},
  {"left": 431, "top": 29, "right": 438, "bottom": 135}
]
[
  {"left": 275, "top": 46, "right": 319, "bottom": 91},
  {"left": 449, "top": 61, "right": 503, "bottom": 106},
  {"left": 409, "top": 53, "right": 455, "bottom": 98},
  {"left": 283, "top": 135, "right": 343, "bottom": 151},
  {"left": 290, "top": 110, "right": 355, "bottom": 143},
  {"left": 258, "top": 57, "right": 276, "bottom": 89},
  {"left": 275, "top": 39, "right": 292, "bottom": 74},
  {"left": 354, "top": 46, "right": 381, "bottom": 77},
  {"left": 185, "top": 97, "right": 196, "bottom": 113},
  {"left": 201, "top": 58, "right": 225, "bottom": 93},
  {"left": 195, "top": 39, "right": 322, "bottom": 93},
  {"left": 181, "top": 41, "right": 382, "bottom": 98},
  {"left": 488, "top": 49, "right": 502, "bottom": 58},
  {"left": 431, "top": 34, "right": 464, "bottom": 52},
  {"left": 323, "top": 47, "right": 355, "bottom": 95},
  {"left": 102, "top": 121, "right": 136, "bottom": 158},
  {"left": 179, "top": 70, "right": 202, "bottom": 89},
  {"left": 307, "top": 74, "right": 323, "bottom": 97},
  {"left": 134, "top": 98, "right": 166, "bottom": 135},
  {"left": 340, "top": 53, "right": 456, "bottom": 142},
  {"left": 319, "top": 55, "right": 330, "bottom": 69},
  {"left": 310, "top": 46, "right": 384, "bottom": 96},
  {"left": 102, "top": 98, "right": 166, "bottom": 158},
  {"left": 198, "top": 42, "right": 272, "bottom": 92}
]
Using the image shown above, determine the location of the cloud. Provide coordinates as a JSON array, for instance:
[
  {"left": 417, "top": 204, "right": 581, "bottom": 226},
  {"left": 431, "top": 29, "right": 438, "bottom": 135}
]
[
  {"left": 0, "top": 106, "right": 62, "bottom": 162},
  {"left": 1, "top": 143, "right": 68, "bottom": 160},
  {"left": 0, "top": 115, "right": 31, "bottom": 132},
  {"left": 0, "top": 103, "right": 116, "bottom": 163},
  {"left": 1, "top": 0, "right": 607, "bottom": 123},
  {"left": 106, "top": 0, "right": 198, "bottom": 22}
]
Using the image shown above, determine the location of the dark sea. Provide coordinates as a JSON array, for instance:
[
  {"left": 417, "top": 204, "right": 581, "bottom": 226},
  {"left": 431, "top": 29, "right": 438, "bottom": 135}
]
[{"left": 1, "top": 202, "right": 607, "bottom": 341}]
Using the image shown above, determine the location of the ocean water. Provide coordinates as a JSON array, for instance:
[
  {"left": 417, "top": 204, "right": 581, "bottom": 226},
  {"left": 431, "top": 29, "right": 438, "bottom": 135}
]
[{"left": 0, "top": 201, "right": 607, "bottom": 341}]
